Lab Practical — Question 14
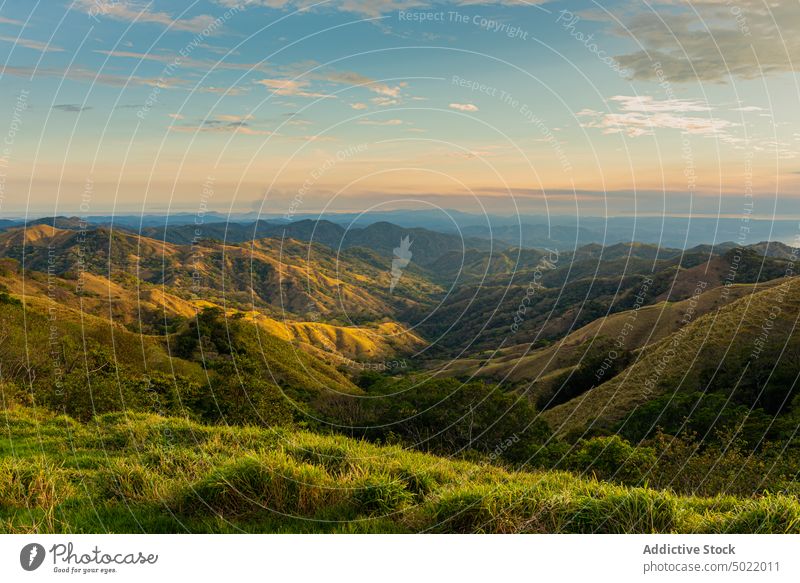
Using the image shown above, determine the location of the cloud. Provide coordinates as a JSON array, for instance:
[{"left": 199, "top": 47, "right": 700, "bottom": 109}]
[
  {"left": 53, "top": 104, "right": 92, "bottom": 113},
  {"left": 368, "top": 82, "right": 406, "bottom": 97},
  {"left": 447, "top": 149, "right": 497, "bottom": 159},
  {"left": 3, "top": 65, "right": 179, "bottom": 88},
  {"left": 168, "top": 113, "right": 185, "bottom": 120},
  {"left": 75, "top": 0, "right": 222, "bottom": 33},
  {"left": 95, "top": 49, "right": 271, "bottom": 73},
  {"left": 323, "top": 70, "right": 373, "bottom": 86},
  {"left": 578, "top": 96, "right": 735, "bottom": 137},
  {"left": 0, "top": 16, "right": 24, "bottom": 25},
  {"left": 197, "top": 42, "right": 238, "bottom": 56},
  {"left": 216, "top": 0, "right": 548, "bottom": 18},
  {"left": 611, "top": 1, "right": 800, "bottom": 82},
  {"left": 449, "top": 103, "right": 479, "bottom": 112},
  {"left": 350, "top": 102, "right": 368, "bottom": 110},
  {"left": 272, "top": 66, "right": 410, "bottom": 104},
  {"left": 0, "top": 34, "right": 63, "bottom": 52},
  {"left": 609, "top": 95, "right": 710, "bottom": 113},
  {"left": 170, "top": 115, "right": 273, "bottom": 135},
  {"left": 197, "top": 86, "right": 249, "bottom": 95},
  {"left": 255, "top": 78, "right": 334, "bottom": 98},
  {"left": 215, "top": 114, "right": 254, "bottom": 122},
  {"left": 357, "top": 119, "right": 404, "bottom": 126},
  {"left": 371, "top": 96, "right": 399, "bottom": 106},
  {"left": 319, "top": 69, "right": 408, "bottom": 101}
]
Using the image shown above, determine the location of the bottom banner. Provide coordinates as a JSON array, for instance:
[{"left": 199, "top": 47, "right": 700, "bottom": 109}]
[{"left": 1, "top": 535, "right": 798, "bottom": 582}]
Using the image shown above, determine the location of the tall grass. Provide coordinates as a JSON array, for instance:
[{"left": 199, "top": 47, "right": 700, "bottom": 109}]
[{"left": 2, "top": 405, "right": 800, "bottom": 533}]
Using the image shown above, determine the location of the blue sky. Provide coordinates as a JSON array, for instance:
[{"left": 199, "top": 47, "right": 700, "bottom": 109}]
[{"left": 0, "top": 0, "right": 798, "bottom": 219}]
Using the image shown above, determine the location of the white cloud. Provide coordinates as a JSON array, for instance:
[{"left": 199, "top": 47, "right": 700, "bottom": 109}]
[
  {"left": 2, "top": 65, "right": 179, "bottom": 88},
  {"left": 216, "top": 0, "right": 548, "bottom": 18},
  {"left": 170, "top": 114, "right": 272, "bottom": 135},
  {"left": 369, "top": 82, "right": 405, "bottom": 97},
  {"left": 255, "top": 78, "right": 334, "bottom": 99},
  {"left": 449, "top": 103, "right": 479, "bottom": 112},
  {"left": 215, "top": 114, "right": 254, "bottom": 122},
  {"left": 198, "top": 86, "right": 250, "bottom": 96},
  {"left": 610, "top": 95, "right": 710, "bottom": 113},
  {"left": 357, "top": 119, "right": 404, "bottom": 126},
  {"left": 350, "top": 102, "right": 368, "bottom": 110},
  {"left": 75, "top": 0, "right": 221, "bottom": 33},
  {"left": 371, "top": 96, "right": 399, "bottom": 106},
  {"left": 578, "top": 96, "right": 735, "bottom": 137},
  {"left": 0, "top": 34, "right": 63, "bottom": 52}
]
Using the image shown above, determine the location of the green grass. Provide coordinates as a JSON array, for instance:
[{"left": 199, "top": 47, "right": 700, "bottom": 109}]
[{"left": 2, "top": 404, "right": 800, "bottom": 534}]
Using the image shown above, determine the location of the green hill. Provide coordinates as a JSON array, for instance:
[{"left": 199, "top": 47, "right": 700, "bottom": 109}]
[
  {"left": 0, "top": 224, "right": 440, "bottom": 323},
  {"left": 412, "top": 243, "right": 793, "bottom": 357},
  {"left": 543, "top": 276, "right": 800, "bottom": 439},
  {"left": 436, "top": 280, "right": 782, "bottom": 395},
  {"left": 0, "top": 281, "right": 359, "bottom": 425},
  {"left": 3, "top": 405, "right": 800, "bottom": 534}
]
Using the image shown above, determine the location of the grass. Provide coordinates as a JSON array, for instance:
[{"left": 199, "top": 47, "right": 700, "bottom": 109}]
[{"left": 2, "top": 404, "right": 800, "bottom": 534}]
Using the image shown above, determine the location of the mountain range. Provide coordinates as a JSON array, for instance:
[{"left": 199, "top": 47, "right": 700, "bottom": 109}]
[{"left": 3, "top": 215, "right": 800, "bottom": 533}]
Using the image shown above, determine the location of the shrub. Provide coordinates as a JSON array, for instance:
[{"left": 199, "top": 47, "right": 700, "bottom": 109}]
[
  {"left": 568, "top": 435, "right": 657, "bottom": 485},
  {"left": 352, "top": 473, "right": 413, "bottom": 515}
]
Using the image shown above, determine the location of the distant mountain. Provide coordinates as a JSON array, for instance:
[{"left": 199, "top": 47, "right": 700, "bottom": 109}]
[
  {"left": 462, "top": 217, "right": 800, "bottom": 250},
  {"left": 460, "top": 223, "right": 607, "bottom": 249},
  {"left": 747, "top": 240, "right": 800, "bottom": 260},
  {"left": 141, "top": 218, "right": 500, "bottom": 267},
  {"left": 7, "top": 213, "right": 800, "bottom": 254}
]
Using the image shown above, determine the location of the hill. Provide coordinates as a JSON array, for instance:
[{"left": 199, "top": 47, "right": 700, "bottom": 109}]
[
  {"left": 437, "top": 279, "right": 783, "bottom": 389},
  {"left": 411, "top": 243, "right": 793, "bottom": 357},
  {"left": 0, "top": 225, "right": 441, "bottom": 323},
  {"left": 0, "top": 273, "right": 360, "bottom": 423},
  {"left": 141, "top": 219, "right": 499, "bottom": 267},
  {"left": 3, "top": 405, "right": 799, "bottom": 534},
  {"left": 542, "top": 275, "right": 800, "bottom": 439}
]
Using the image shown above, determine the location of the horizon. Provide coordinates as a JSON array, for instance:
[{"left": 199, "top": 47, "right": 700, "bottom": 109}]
[
  {"left": 5, "top": 208, "right": 800, "bottom": 249},
  {"left": 6, "top": 208, "right": 800, "bottom": 221}
]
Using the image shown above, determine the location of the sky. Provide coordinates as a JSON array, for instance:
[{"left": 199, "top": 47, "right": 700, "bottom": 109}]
[{"left": 0, "top": 0, "right": 799, "bottom": 220}]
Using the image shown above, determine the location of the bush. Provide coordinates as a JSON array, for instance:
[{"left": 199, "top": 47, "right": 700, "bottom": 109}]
[
  {"left": 568, "top": 435, "right": 657, "bottom": 485},
  {"left": 335, "top": 377, "right": 551, "bottom": 462},
  {"left": 352, "top": 473, "right": 413, "bottom": 515}
]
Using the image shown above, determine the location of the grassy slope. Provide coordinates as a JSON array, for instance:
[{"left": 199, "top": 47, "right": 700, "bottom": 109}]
[
  {"left": 2, "top": 404, "right": 799, "bottom": 534},
  {"left": 439, "top": 280, "right": 781, "bottom": 385},
  {"left": 543, "top": 276, "right": 800, "bottom": 436},
  {"left": 0, "top": 287, "right": 359, "bottom": 400},
  {"left": 0, "top": 258, "right": 424, "bottom": 363},
  {"left": 0, "top": 225, "right": 440, "bottom": 321},
  {"left": 414, "top": 245, "right": 791, "bottom": 357}
]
